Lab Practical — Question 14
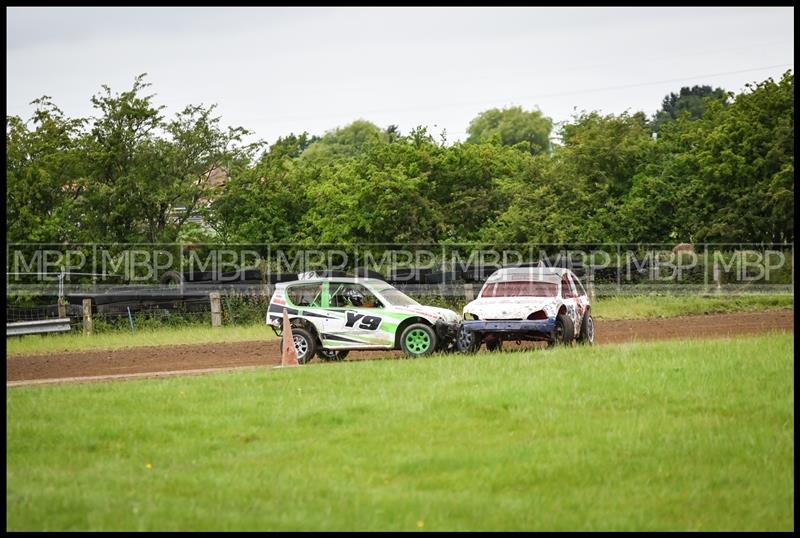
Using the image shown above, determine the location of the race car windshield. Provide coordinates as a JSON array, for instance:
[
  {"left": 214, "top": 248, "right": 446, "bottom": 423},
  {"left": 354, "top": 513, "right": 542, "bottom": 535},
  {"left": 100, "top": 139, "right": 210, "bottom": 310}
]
[
  {"left": 377, "top": 287, "right": 419, "bottom": 306},
  {"left": 481, "top": 281, "right": 558, "bottom": 298}
]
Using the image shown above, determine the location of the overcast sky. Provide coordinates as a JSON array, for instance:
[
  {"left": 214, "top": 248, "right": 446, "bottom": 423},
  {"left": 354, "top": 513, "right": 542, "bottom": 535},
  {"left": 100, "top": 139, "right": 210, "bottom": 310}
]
[{"left": 6, "top": 6, "right": 794, "bottom": 145}]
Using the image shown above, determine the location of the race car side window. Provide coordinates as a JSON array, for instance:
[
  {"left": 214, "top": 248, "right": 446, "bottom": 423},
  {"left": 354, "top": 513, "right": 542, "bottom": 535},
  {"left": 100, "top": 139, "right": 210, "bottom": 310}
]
[
  {"left": 286, "top": 283, "right": 323, "bottom": 307},
  {"left": 560, "top": 275, "right": 575, "bottom": 299},
  {"left": 571, "top": 274, "right": 587, "bottom": 297},
  {"left": 328, "top": 283, "right": 384, "bottom": 308}
]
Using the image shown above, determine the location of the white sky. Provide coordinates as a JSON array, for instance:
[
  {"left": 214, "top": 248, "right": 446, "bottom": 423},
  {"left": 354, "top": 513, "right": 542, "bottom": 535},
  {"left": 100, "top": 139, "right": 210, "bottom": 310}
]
[{"left": 6, "top": 6, "right": 794, "bottom": 146}]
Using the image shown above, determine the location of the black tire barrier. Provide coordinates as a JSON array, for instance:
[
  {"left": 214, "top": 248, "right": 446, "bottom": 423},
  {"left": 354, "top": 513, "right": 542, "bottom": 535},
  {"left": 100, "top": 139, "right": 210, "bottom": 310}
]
[
  {"left": 422, "top": 271, "right": 462, "bottom": 284},
  {"left": 182, "top": 270, "right": 216, "bottom": 282},
  {"left": 387, "top": 267, "right": 432, "bottom": 284},
  {"left": 459, "top": 264, "right": 501, "bottom": 282},
  {"left": 159, "top": 271, "right": 184, "bottom": 286},
  {"left": 353, "top": 267, "right": 387, "bottom": 281},
  {"left": 267, "top": 273, "right": 299, "bottom": 284},
  {"left": 181, "top": 268, "right": 263, "bottom": 282}
]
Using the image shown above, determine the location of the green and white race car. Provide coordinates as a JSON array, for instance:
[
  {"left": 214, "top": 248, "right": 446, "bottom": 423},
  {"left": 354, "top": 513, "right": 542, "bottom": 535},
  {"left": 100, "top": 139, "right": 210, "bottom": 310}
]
[{"left": 267, "top": 277, "right": 461, "bottom": 363}]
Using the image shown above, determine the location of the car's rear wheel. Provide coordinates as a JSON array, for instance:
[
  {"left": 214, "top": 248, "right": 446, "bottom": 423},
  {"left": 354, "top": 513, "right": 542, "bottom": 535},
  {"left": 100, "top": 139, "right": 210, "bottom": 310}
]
[
  {"left": 547, "top": 313, "right": 575, "bottom": 348},
  {"left": 317, "top": 349, "right": 350, "bottom": 361},
  {"left": 577, "top": 311, "right": 594, "bottom": 345},
  {"left": 400, "top": 323, "right": 437, "bottom": 357},
  {"left": 283, "top": 327, "right": 317, "bottom": 364}
]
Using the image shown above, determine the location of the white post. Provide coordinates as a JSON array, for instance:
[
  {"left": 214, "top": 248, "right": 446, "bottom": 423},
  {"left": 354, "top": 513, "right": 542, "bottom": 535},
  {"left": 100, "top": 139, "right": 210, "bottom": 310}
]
[
  {"left": 210, "top": 292, "right": 222, "bottom": 328},
  {"left": 82, "top": 298, "right": 93, "bottom": 335},
  {"left": 464, "top": 283, "right": 474, "bottom": 302}
]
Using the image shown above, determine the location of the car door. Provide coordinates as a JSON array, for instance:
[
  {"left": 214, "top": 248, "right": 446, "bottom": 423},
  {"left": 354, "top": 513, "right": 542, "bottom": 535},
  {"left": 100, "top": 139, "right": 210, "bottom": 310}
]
[
  {"left": 569, "top": 272, "right": 589, "bottom": 333},
  {"left": 323, "top": 282, "right": 391, "bottom": 347},
  {"left": 560, "top": 274, "right": 581, "bottom": 330}
]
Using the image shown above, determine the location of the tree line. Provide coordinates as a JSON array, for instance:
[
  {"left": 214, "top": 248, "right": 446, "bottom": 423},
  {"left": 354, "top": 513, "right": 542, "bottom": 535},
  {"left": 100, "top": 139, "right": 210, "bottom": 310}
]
[{"left": 6, "top": 71, "right": 794, "bottom": 246}]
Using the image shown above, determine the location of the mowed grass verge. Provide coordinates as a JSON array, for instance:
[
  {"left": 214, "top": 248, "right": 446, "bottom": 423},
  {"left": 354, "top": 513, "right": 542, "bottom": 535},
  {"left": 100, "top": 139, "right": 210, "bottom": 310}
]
[
  {"left": 6, "top": 334, "right": 794, "bottom": 531},
  {"left": 6, "top": 294, "right": 793, "bottom": 356},
  {"left": 591, "top": 293, "right": 793, "bottom": 320},
  {"left": 6, "top": 323, "right": 278, "bottom": 356}
]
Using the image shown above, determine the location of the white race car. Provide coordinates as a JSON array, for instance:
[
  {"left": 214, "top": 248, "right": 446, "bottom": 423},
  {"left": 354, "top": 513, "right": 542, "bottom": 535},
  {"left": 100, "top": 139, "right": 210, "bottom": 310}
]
[
  {"left": 458, "top": 266, "right": 594, "bottom": 352},
  {"left": 267, "top": 277, "right": 462, "bottom": 363}
]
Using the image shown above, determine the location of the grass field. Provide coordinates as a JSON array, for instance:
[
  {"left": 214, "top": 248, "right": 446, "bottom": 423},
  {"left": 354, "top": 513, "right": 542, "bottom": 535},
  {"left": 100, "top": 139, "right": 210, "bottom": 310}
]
[
  {"left": 6, "top": 334, "right": 794, "bottom": 531},
  {"left": 592, "top": 294, "right": 793, "bottom": 320},
  {"left": 6, "top": 323, "right": 278, "bottom": 356},
  {"left": 6, "top": 294, "right": 793, "bottom": 356}
]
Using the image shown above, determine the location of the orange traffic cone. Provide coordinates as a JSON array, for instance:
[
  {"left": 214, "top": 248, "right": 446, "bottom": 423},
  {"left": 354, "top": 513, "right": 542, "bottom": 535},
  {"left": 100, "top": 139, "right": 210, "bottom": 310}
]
[{"left": 280, "top": 308, "right": 299, "bottom": 367}]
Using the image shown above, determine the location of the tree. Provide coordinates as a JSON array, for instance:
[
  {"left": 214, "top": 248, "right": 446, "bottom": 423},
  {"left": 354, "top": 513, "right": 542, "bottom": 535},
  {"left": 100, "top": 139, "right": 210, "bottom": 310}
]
[
  {"left": 6, "top": 97, "right": 88, "bottom": 243},
  {"left": 481, "top": 111, "right": 657, "bottom": 243},
  {"left": 559, "top": 110, "right": 656, "bottom": 200},
  {"left": 208, "top": 134, "right": 316, "bottom": 244},
  {"left": 7, "top": 71, "right": 792, "bottom": 250},
  {"left": 651, "top": 85, "right": 729, "bottom": 133},
  {"left": 652, "top": 71, "right": 794, "bottom": 243},
  {"left": 294, "top": 129, "right": 444, "bottom": 244},
  {"left": 300, "top": 119, "right": 387, "bottom": 163},
  {"left": 466, "top": 106, "right": 553, "bottom": 155},
  {"left": 75, "top": 74, "right": 259, "bottom": 243},
  {"left": 296, "top": 160, "right": 443, "bottom": 244},
  {"left": 430, "top": 141, "right": 532, "bottom": 241}
]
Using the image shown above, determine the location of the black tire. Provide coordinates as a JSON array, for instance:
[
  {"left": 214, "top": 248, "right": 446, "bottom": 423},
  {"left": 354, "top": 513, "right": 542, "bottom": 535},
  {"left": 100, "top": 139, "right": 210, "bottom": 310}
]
[
  {"left": 317, "top": 349, "right": 350, "bottom": 362},
  {"left": 547, "top": 313, "right": 575, "bottom": 348},
  {"left": 421, "top": 271, "right": 461, "bottom": 284},
  {"left": 400, "top": 323, "right": 437, "bottom": 358},
  {"left": 353, "top": 267, "right": 387, "bottom": 281},
  {"left": 456, "top": 324, "right": 480, "bottom": 353},
  {"left": 159, "top": 270, "right": 184, "bottom": 286},
  {"left": 577, "top": 311, "right": 595, "bottom": 345},
  {"left": 283, "top": 327, "right": 317, "bottom": 364},
  {"left": 268, "top": 273, "right": 299, "bottom": 284},
  {"left": 485, "top": 337, "right": 503, "bottom": 352}
]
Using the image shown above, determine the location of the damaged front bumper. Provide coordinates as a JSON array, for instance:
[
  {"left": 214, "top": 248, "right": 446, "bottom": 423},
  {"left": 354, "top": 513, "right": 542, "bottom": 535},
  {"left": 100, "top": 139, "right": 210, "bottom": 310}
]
[
  {"left": 462, "top": 318, "right": 556, "bottom": 335},
  {"left": 434, "top": 319, "right": 461, "bottom": 345}
]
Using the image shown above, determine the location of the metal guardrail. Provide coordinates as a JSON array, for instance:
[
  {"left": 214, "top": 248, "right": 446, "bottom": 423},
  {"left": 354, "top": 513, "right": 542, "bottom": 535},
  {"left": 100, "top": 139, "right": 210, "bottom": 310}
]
[{"left": 6, "top": 318, "right": 72, "bottom": 337}]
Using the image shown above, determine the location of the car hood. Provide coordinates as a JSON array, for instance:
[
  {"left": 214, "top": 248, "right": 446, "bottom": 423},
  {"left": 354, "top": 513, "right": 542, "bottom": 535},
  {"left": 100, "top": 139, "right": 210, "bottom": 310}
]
[
  {"left": 393, "top": 304, "right": 461, "bottom": 324},
  {"left": 464, "top": 297, "right": 558, "bottom": 319}
]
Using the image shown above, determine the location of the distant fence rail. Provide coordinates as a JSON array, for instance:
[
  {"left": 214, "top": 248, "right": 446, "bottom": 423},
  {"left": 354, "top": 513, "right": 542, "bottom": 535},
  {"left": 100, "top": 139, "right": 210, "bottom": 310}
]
[{"left": 6, "top": 318, "right": 72, "bottom": 337}]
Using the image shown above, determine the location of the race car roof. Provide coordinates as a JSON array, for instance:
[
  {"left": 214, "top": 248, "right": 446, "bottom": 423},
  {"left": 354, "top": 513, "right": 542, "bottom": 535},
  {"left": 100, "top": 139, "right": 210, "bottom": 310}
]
[
  {"left": 274, "top": 277, "right": 391, "bottom": 289},
  {"left": 486, "top": 267, "right": 570, "bottom": 283}
]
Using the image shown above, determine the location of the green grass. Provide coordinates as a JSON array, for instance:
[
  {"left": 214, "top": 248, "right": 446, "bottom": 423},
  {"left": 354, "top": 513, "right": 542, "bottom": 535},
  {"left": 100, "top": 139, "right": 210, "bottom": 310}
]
[
  {"left": 6, "top": 334, "right": 794, "bottom": 531},
  {"left": 592, "top": 293, "right": 793, "bottom": 320},
  {"left": 6, "top": 324, "right": 277, "bottom": 356}
]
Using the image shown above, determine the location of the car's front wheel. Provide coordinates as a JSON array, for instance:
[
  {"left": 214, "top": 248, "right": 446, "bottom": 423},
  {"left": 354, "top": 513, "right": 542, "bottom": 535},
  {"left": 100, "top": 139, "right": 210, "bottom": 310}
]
[
  {"left": 456, "top": 324, "right": 480, "bottom": 353},
  {"left": 547, "top": 313, "right": 575, "bottom": 348},
  {"left": 283, "top": 327, "right": 317, "bottom": 364},
  {"left": 400, "top": 323, "right": 437, "bottom": 358}
]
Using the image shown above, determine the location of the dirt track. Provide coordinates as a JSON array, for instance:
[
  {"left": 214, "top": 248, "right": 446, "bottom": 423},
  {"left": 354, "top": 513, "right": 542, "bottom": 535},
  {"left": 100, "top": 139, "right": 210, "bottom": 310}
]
[{"left": 6, "top": 310, "right": 794, "bottom": 385}]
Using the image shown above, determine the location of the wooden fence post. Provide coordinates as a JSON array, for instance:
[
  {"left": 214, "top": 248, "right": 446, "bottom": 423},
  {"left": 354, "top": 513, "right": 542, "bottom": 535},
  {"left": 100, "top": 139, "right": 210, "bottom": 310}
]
[
  {"left": 210, "top": 292, "right": 222, "bottom": 328},
  {"left": 463, "top": 283, "right": 475, "bottom": 302},
  {"left": 587, "top": 270, "right": 596, "bottom": 302},
  {"left": 58, "top": 298, "right": 67, "bottom": 319},
  {"left": 82, "top": 298, "right": 93, "bottom": 335}
]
